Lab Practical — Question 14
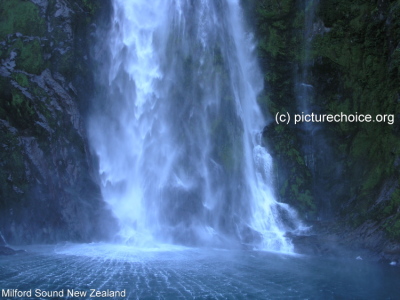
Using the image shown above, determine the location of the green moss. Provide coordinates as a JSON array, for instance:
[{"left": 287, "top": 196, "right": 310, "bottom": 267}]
[
  {"left": 55, "top": 51, "right": 74, "bottom": 79},
  {"left": 12, "top": 92, "right": 25, "bottom": 106},
  {"left": 293, "top": 11, "right": 305, "bottom": 29},
  {"left": 362, "top": 165, "right": 384, "bottom": 192},
  {"left": 256, "top": 0, "right": 294, "bottom": 20},
  {"left": 390, "top": 48, "right": 400, "bottom": 77},
  {"left": 81, "top": 0, "right": 100, "bottom": 15},
  {"left": 381, "top": 189, "right": 400, "bottom": 239},
  {"left": 265, "top": 28, "right": 285, "bottom": 57},
  {"left": 252, "top": 0, "right": 400, "bottom": 222},
  {"left": 13, "top": 72, "right": 29, "bottom": 87},
  {"left": 4, "top": 89, "right": 36, "bottom": 130},
  {"left": 272, "top": 20, "right": 287, "bottom": 31},
  {"left": 0, "top": 0, "right": 45, "bottom": 39},
  {"left": 309, "top": 0, "right": 400, "bottom": 224},
  {"left": 385, "top": 217, "right": 400, "bottom": 240},
  {"left": 287, "top": 148, "right": 305, "bottom": 166},
  {"left": 15, "top": 39, "right": 46, "bottom": 74},
  {"left": 289, "top": 179, "right": 315, "bottom": 211},
  {"left": 384, "top": 189, "right": 400, "bottom": 216}
]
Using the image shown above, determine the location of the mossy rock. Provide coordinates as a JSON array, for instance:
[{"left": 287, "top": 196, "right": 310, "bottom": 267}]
[
  {"left": 12, "top": 72, "right": 29, "bottom": 87},
  {"left": 0, "top": 0, "right": 45, "bottom": 39},
  {"left": 14, "top": 38, "right": 46, "bottom": 74}
]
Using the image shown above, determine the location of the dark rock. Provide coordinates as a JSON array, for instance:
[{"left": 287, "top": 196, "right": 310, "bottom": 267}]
[
  {"left": 0, "top": 0, "right": 117, "bottom": 244},
  {"left": 286, "top": 232, "right": 334, "bottom": 256},
  {"left": 238, "top": 225, "right": 263, "bottom": 245},
  {"left": 0, "top": 246, "right": 26, "bottom": 256},
  {"left": 305, "top": 220, "right": 400, "bottom": 263}
]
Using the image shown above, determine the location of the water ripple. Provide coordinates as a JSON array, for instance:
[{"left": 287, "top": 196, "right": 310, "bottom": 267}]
[{"left": 0, "top": 244, "right": 399, "bottom": 299}]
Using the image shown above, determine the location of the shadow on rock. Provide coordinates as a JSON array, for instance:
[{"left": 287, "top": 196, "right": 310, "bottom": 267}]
[{"left": 0, "top": 246, "right": 26, "bottom": 256}]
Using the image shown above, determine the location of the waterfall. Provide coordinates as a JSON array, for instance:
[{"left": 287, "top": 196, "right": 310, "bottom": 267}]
[
  {"left": 295, "top": 0, "right": 333, "bottom": 219},
  {"left": 0, "top": 230, "right": 7, "bottom": 246},
  {"left": 296, "top": 0, "right": 318, "bottom": 158},
  {"left": 89, "top": 0, "right": 301, "bottom": 251}
]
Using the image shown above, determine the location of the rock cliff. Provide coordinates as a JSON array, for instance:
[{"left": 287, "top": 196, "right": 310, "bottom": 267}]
[
  {"left": 248, "top": 0, "right": 400, "bottom": 259},
  {"left": 0, "top": 0, "right": 115, "bottom": 244}
]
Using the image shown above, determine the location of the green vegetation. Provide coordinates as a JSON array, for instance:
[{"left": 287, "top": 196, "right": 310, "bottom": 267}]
[
  {"left": 0, "top": 0, "right": 103, "bottom": 243},
  {"left": 372, "top": 187, "right": 400, "bottom": 239},
  {"left": 13, "top": 72, "right": 29, "bottom": 87},
  {"left": 251, "top": 0, "right": 400, "bottom": 239},
  {"left": 0, "top": 0, "right": 45, "bottom": 39},
  {"left": 310, "top": 0, "right": 400, "bottom": 230},
  {"left": 12, "top": 38, "right": 46, "bottom": 74},
  {"left": 80, "top": 0, "right": 101, "bottom": 15}
]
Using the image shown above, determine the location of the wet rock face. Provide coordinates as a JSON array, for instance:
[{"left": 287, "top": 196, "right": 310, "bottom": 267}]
[
  {"left": 0, "top": 0, "right": 115, "bottom": 244},
  {"left": 250, "top": 0, "right": 400, "bottom": 250},
  {"left": 297, "top": 220, "right": 400, "bottom": 263}
]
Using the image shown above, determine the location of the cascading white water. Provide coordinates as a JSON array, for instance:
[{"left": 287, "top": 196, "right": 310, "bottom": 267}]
[
  {"left": 89, "top": 0, "right": 301, "bottom": 251},
  {"left": 0, "top": 230, "right": 7, "bottom": 245}
]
